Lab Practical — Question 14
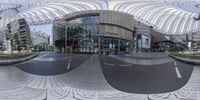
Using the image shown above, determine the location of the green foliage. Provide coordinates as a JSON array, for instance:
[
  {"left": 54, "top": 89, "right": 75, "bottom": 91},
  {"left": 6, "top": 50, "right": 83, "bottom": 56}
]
[
  {"left": 190, "top": 56, "right": 200, "bottom": 59},
  {"left": 170, "top": 51, "right": 185, "bottom": 57},
  {"left": 0, "top": 53, "right": 34, "bottom": 59},
  {"left": 170, "top": 51, "right": 200, "bottom": 59},
  {"left": 48, "top": 45, "right": 55, "bottom": 51}
]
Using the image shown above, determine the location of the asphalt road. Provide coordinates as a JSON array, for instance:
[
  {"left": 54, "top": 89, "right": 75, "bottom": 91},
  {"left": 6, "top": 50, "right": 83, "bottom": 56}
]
[
  {"left": 99, "top": 55, "right": 194, "bottom": 94},
  {"left": 119, "top": 55, "right": 169, "bottom": 60},
  {"left": 15, "top": 53, "right": 194, "bottom": 94},
  {"left": 15, "top": 53, "right": 90, "bottom": 75}
]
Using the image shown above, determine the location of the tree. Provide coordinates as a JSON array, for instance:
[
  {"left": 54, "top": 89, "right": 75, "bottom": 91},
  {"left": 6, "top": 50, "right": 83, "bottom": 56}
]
[{"left": 48, "top": 45, "right": 55, "bottom": 52}]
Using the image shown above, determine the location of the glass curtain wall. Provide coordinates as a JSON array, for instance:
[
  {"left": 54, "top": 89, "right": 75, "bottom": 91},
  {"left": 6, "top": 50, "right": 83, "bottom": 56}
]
[
  {"left": 100, "top": 37, "right": 131, "bottom": 54},
  {"left": 66, "top": 16, "right": 99, "bottom": 54},
  {"left": 65, "top": 16, "right": 132, "bottom": 54}
]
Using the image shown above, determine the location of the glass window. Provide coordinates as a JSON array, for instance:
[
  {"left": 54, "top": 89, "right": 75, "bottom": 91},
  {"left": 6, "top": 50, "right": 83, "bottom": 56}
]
[{"left": 65, "top": 16, "right": 99, "bottom": 53}]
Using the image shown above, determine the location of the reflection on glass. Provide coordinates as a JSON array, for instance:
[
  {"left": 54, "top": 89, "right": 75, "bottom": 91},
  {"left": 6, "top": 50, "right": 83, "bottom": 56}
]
[
  {"left": 66, "top": 16, "right": 99, "bottom": 54},
  {"left": 65, "top": 16, "right": 132, "bottom": 54}
]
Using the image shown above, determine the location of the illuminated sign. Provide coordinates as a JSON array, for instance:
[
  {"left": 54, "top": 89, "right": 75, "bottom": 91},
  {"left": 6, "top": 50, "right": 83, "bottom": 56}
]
[
  {"left": 141, "top": 35, "right": 151, "bottom": 48},
  {"left": 103, "top": 32, "right": 119, "bottom": 36}
]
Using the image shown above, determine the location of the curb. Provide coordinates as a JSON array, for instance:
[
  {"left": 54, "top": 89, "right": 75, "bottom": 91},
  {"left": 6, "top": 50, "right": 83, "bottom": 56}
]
[
  {"left": 0, "top": 53, "right": 39, "bottom": 65},
  {"left": 168, "top": 54, "right": 200, "bottom": 65}
]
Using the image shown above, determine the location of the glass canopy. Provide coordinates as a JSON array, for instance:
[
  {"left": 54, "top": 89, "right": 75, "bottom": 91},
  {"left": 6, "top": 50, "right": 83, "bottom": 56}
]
[{"left": 0, "top": 0, "right": 200, "bottom": 35}]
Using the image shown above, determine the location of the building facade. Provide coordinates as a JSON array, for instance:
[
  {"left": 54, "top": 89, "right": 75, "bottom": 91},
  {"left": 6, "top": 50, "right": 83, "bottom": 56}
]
[
  {"left": 53, "top": 10, "right": 190, "bottom": 54},
  {"left": 53, "top": 10, "right": 136, "bottom": 54},
  {"left": 7, "top": 19, "right": 32, "bottom": 50},
  {"left": 151, "top": 30, "right": 190, "bottom": 52},
  {"left": 191, "top": 32, "right": 200, "bottom": 51}
]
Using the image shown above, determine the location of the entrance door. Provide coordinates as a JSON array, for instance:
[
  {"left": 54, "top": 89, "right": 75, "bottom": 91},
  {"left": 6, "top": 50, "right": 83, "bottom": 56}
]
[{"left": 100, "top": 37, "right": 119, "bottom": 54}]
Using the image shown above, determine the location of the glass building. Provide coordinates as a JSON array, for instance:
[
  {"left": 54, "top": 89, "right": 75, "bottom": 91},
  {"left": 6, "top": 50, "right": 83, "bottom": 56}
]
[{"left": 53, "top": 11, "right": 135, "bottom": 54}]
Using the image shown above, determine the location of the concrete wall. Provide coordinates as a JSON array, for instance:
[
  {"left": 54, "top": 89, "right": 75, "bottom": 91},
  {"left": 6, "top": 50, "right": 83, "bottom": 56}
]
[
  {"left": 99, "top": 11, "right": 134, "bottom": 41},
  {"left": 53, "top": 10, "right": 136, "bottom": 42},
  {"left": 99, "top": 11, "right": 134, "bottom": 30},
  {"left": 133, "top": 21, "right": 152, "bottom": 36}
]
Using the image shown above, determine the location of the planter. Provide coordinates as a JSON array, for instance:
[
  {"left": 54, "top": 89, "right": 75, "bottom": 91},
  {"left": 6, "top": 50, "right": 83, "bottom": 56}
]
[
  {"left": 169, "top": 54, "right": 200, "bottom": 65},
  {"left": 0, "top": 53, "right": 39, "bottom": 65}
]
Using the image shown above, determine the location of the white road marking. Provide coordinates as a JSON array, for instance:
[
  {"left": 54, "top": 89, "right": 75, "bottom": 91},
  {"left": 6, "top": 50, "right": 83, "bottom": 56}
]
[
  {"left": 67, "top": 63, "right": 71, "bottom": 70},
  {"left": 119, "top": 64, "right": 132, "bottom": 67},
  {"left": 175, "top": 67, "right": 182, "bottom": 78},
  {"left": 15, "top": 53, "right": 49, "bottom": 65},
  {"left": 174, "top": 61, "right": 177, "bottom": 66},
  {"left": 33, "top": 53, "right": 49, "bottom": 61},
  {"left": 67, "top": 59, "right": 71, "bottom": 70},
  {"left": 103, "top": 63, "right": 116, "bottom": 66},
  {"left": 27, "top": 61, "right": 39, "bottom": 63}
]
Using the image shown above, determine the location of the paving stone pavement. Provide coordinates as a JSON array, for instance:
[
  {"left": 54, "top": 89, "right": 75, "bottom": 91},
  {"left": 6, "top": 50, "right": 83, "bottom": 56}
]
[{"left": 0, "top": 54, "right": 199, "bottom": 100}]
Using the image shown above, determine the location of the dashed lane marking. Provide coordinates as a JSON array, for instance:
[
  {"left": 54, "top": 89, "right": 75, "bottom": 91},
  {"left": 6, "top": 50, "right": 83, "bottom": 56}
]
[
  {"left": 103, "top": 63, "right": 116, "bottom": 66},
  {"left": 103, "top": 63, "right": 133, "bottom": 67},
  {"left": 67, "top": 59, "right": 71, "bottom": 70},
  {"left": 67, "top": 62, "right": 71, "bottom": 70},
  {"left": 174, "top": 61, "right": 181, "bottom": 78},
  {"left": 174, "top": 61, "right": 177, "bottom": 66},
  {"left": 119, "top": 64, "right": 132, "bottom": 67},
  {"left": 175, "top": 67, "right": 182, "bottom": 78}
]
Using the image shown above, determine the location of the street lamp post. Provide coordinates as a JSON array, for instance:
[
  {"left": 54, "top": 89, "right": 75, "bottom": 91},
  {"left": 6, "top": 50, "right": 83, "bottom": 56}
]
[{"left": 97, "top": 24, "right": 101, "bottom": 55}]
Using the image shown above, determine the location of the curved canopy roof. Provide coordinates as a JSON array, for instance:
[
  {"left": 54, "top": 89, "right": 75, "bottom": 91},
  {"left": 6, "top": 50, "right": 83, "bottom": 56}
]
[{"left": 0, "top": 0, "right": 200, "bottom": 35}]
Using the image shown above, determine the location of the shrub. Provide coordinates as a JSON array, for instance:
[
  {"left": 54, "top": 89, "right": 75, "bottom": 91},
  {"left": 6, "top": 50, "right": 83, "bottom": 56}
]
[
  {"left": 170, "top": 51, "right": 185, "bottom": 57},
  {"left": 0, "top": 53, "right": 34, "bottom": 59},
  {"left": 170, "top": 51, "right": 200, "bottom": 59}
]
